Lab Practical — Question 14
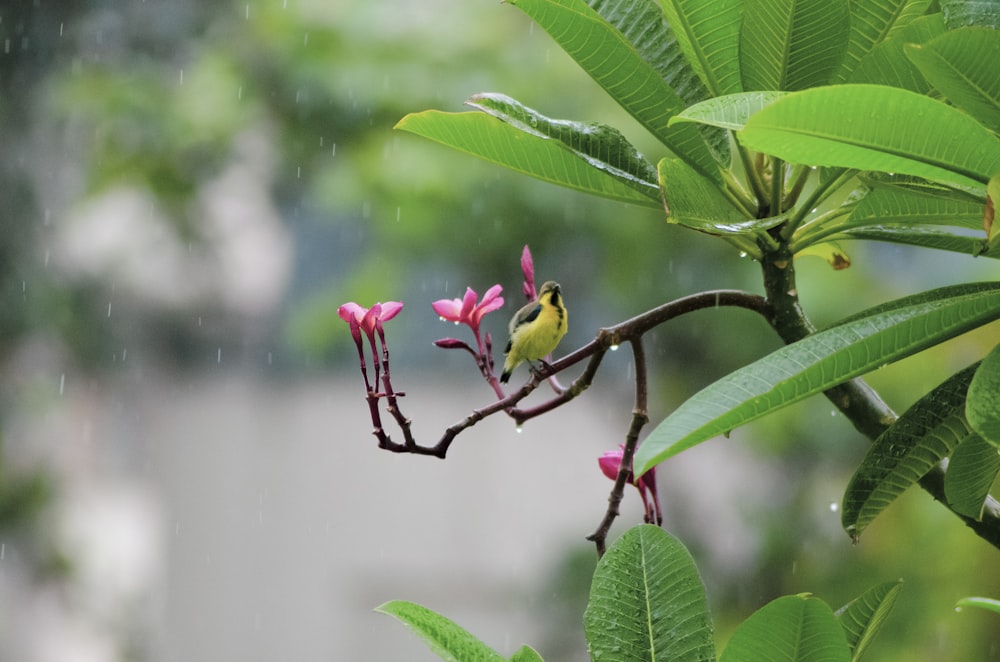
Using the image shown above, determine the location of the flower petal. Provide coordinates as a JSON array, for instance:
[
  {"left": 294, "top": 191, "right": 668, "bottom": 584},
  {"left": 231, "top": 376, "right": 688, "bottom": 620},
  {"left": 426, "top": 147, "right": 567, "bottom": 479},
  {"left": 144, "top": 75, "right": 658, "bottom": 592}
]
[
  {"left": 378, "top": 301, "right": 404, "bottom": 322},
  {"left": 460, "top": 287, "right": 478, "bottom": 322},
  {"left": 432, "top": 298, "right": 463, "bottom": 321},
  {"left": 598, "top": 450, "right": 623, "bottom": 481},
  {"left": 361, "top": 304, "right": 382, "bottom": 334},
  {"left": 338, "top": 302, "right": 367, "bottom": 324}
]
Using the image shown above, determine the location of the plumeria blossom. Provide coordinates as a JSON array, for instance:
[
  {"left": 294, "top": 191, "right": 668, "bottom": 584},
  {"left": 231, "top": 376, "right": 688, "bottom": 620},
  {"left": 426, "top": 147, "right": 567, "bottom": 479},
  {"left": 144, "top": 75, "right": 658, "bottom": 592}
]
[
  {"left": 338, "top": 300, "right": 404, "bottom": 393},
  {"left": 432, "top": 284, "right": 504, "bottom": 365},
  {"left": 432, "top": 285, "right": 504, "bottom": 336},
  {"left": 339, "top": 301, "right": 404, "bottom": 342},
  {"left": 599, "top": 446, "right": 662, "bottom": 525}
]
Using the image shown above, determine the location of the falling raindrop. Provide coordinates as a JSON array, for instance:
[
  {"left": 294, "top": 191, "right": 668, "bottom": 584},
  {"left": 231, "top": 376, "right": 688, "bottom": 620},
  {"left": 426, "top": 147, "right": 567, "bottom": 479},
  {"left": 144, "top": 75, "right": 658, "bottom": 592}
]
[
  {"left": 217, "top": 348, "right": 222, "bottom": 364},
  {"left": 59, "top": 373, "right": 65, "bottom": 396}
]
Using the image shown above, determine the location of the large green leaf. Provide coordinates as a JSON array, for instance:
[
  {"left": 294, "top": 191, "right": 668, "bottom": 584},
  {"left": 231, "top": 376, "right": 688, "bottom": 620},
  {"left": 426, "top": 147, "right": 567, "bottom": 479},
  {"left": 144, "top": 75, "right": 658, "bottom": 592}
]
[
  {"left": 509, "top": 0, "right": 721, "bottom": 180},
  {"left": 376, "top": 600, "right": 506, "bottom": 662},
  {"left": 739, "top": 84, "right": 1000, "bottom": 189},
  {"left": 633, "top": 282, "right": 1000, "bottom": 476},
  {"left": 395, "top": 107, "right": 661, "bottom": 206},
  {"left": 967, "top": 341, "right": 1000, "bottom": 446},
  {"left": 835, "top": 580, "right": 903, "bottom": 662},
  {"left": 846, "top": 184, "right": 984, "bottom": 230},
  {"left": 841, "top": 364, "right": 979, "bottom": 540},
  {"left": 740, "top": 0, "right": 850, "bottom": 92},
  {"left": 658, "top": 157, "right": 771, "bottom": 234},
  {"left": 847, "top": 13, "right": 943, "bottom": 93},
  {"left": 657, "top": 0, "right": 743, "bottom": 96},
  {"left": 468, "top": 93, "right": 659, "bottom": 186},
  {"left": 795, "top": 180, "right": 985, "bottom": 249},
  {"left": 907, "top": 28, "right": 1000, "bottom": 137},
  {"left": 834, "top": 0, "right": 933, "bottom": 83},
  {"left": 720, "top": 595, "right": 851, "bottom": 662},
  {"left": 588, "top": 0, "right": 730, "bottom": 162},
  {"left": 833, "top": 226, "right": 997, "bottom": 259},
  {"left": 584, "top": 524, "right": 715, "bottom": 662},
  {"left": 945, "top": 434, "right": 1000, "bottom": 519},
  {"left": 671, "top": 91, "right": 789, "bottom": 131}
]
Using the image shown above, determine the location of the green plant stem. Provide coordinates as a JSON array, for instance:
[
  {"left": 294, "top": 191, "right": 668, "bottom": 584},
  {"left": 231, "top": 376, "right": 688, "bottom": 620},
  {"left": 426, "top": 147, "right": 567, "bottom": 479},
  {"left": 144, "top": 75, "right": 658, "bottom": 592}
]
[
  {"left": 770, "top": 157, "right": 785, "bottom": 215},
  {"left": 760, "top": 246, "right": 1000, "bottom": 549},
  {"left": 782, "top": 167, "right": 856, "bottom": 241},
  {"left": 737, "top": 144, "right": 767, "bottom": 210}
]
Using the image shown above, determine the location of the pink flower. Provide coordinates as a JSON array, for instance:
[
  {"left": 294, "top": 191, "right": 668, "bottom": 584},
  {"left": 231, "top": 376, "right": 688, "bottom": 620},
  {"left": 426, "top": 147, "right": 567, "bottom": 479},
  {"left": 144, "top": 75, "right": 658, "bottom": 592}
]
[
  {"left": 339, "top": 300, "right": 404, "bottom": 394},
  {"left": 599, "top": 446, "right": 662, "bottom": 525},
  {"left": 432, "top": 285, "right": 504, "bottom": 336},
  {"left": 339, "top": 301, "right": 403, "bottom": 342}
]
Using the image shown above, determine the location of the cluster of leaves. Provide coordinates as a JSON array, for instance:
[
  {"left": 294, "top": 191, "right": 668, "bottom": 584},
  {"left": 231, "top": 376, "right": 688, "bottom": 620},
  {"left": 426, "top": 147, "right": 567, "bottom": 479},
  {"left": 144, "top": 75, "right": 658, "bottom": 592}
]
[
  {"left": 380, "top": 524, "right": 905, "bottom": 661},
  {"left": 398, "top": 0, "right": 1000, "bottom": 542},
  {"left": 386, "top": 0, "right": 1000, "bottom": 658}
]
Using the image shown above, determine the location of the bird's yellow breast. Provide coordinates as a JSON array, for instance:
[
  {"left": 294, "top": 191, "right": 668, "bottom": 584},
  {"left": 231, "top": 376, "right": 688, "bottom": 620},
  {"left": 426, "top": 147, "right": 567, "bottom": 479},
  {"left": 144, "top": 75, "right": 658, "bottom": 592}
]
[{"left": 508, "top": 299, "right": 566, "bottom": 361}]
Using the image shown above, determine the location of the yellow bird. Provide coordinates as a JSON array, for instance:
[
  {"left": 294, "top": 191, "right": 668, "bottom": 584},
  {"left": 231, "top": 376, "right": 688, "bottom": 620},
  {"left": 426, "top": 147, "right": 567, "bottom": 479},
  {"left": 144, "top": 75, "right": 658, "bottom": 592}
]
[{"left": 500, "top": 281, "right": 568, "bottom": 383}]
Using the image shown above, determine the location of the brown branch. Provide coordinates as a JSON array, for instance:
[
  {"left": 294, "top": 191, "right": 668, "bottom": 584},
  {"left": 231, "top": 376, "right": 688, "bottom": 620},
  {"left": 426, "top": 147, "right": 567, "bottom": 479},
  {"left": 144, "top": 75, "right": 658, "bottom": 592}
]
[
  {"left": 760, "top": 246, "right": 1000, "bottom": 550},
  {"left": 587, "top": 337, "right": 651, "bottom": 557},
  {"left": 369, "top": 290, "right": 771, "bottom": 458}
]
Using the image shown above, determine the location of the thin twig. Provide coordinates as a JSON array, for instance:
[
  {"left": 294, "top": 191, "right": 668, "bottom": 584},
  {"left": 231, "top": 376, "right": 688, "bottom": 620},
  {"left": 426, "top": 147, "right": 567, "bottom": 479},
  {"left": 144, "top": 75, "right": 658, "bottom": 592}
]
[
  {"left": 587, "top": 337, "right": 651, "bottom": 557},
  {"left": 369, "top": 290, "right": 771, "bottom": 458}
]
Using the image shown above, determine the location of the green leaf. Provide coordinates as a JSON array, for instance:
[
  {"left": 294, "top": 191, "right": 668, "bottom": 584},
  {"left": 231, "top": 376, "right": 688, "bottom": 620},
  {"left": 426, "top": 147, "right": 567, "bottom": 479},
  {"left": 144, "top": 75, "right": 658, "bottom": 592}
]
[
  {"left": 835, "top": 580, "right": 903, "bottom": 662},
  {"left": 659, "top": 157, "right": 771, "bottom": 234},
  {"left": 509, "top": 645, "right": 545, "bottom": 662},
  {"left": 740, "top": 0, "right": 850, "bottom": 92},
  {"left": 940, "top": 0, "right": 1000, "bottom": 29},
  {"left": 847, "top": 13, "right": 943, "bottom": 93},
  {"left": 671, "top": 91, "right": 789, "bottom": 131},
  {"left": 841, "top": 364, "right": 979, "bottom": 540},
  {"left": 509, "top": 0, "right": 721, "bottom": 181},
  {"left": 657, "top": 0, "right": 743, "bottom": 96},
  {"left": 834, "top": 226, "right": 997, "bottom": 258},
  {"left": 720, "top": 595, "right": 851, "bottom": 662},
  {"left": 633, "top": 282, "right": 1000, "bottom": 476},
  {"left": 376, "top": 600, "right": 506, "bottom": 662},
  {"left": 834, "top": 0, "right": 933, "bottom": 83},
  {"left": 469, "top": 93, "right": 659, "bottom": 186},
  {"left": 906, "top": 28, "right": 1000, "bottom": 134},
  {"left": 967, "top": 341, "right": 1000, "bottom": 445},
  {"left": 945, "top": 434, "right": 1000, "bottom": 519},
  {"left": 739, "top": 84, "right": 1000, "bottom": 189},
  {"left": 956, "top": 596, "right": 1000, "bottom": 615},
  {"left": 584, "top": 524, "right": 715, "bottom": 662},
  {"left": 846, "top": 184, "right": 985, "bottom": 231},
  {"left": 395, "top": 108, "right": 661, "bottom": 206},
  {"left": 587, "top": 0, "right": 730, "bottom": 163}
]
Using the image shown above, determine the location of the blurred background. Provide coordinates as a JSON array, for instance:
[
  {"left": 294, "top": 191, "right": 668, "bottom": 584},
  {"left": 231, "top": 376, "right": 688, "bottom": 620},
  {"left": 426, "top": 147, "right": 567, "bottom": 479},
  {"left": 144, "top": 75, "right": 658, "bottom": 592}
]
[{"left": 1, "top": 0, "right": 999, "bottom": 660}]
